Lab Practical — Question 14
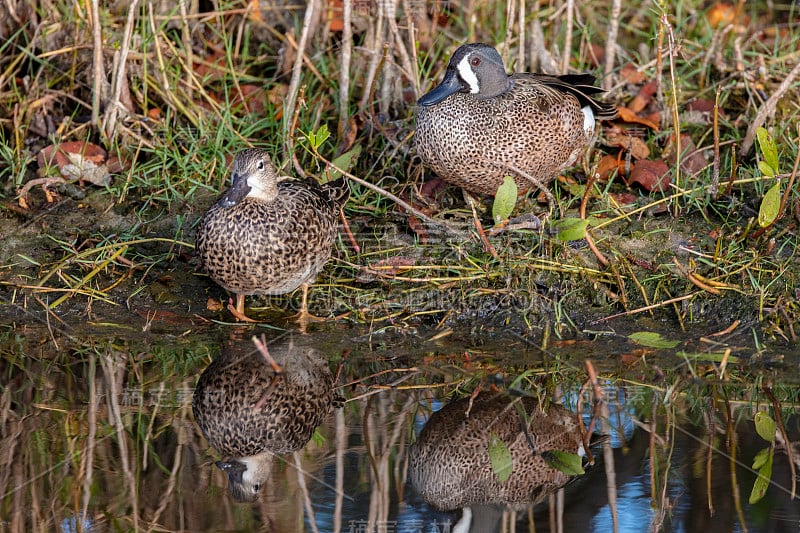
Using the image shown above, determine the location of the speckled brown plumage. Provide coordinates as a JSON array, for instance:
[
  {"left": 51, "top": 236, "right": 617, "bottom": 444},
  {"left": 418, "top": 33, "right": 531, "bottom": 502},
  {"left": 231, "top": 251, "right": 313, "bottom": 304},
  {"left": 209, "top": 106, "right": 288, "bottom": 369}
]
[
  {"left": 192, "top": 336, "right": 342, "bottom": 501},
  {"left": 409, "top": 392, "right": 586, "bottom": 511},
  {"left": 195, "top": 148, "right": 349, "bottom": 318},
  {"left": 415, "top": 42, "right": 617, "bottom": 196}
]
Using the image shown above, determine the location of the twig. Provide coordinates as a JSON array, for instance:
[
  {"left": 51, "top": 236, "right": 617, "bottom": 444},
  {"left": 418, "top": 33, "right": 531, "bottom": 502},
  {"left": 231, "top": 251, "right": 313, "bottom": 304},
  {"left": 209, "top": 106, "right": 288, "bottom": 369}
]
[
  {"left": 315, "top": 152, "right": 469, "bottom": 238},
  {"left": 284, "top": 0, "right": 318, "bottom": 158},
  {"left": 594, "top": 293, "right": 696, "bottom": 322},
  {"left": 337, "top": 0, "right": 353, "bottom": 144},
  {"left": 89, "top": 0, "right": 104, "bottom": 127},
  {"left": 741, "top": 60, "right": 800, "bottom": 155},
  {"left": 711, "top": 86, "right": 721, "bottom": 199},
  {"left": 582, "top": 171, "right": 609, "bottom": 266},
  {"left": 603, "top": 0, "right": 622, "bottom": 90},
  {"left": 561, "top": 0, "right": 573, "bottom": 75},
  {"left": 103, "top": 0, "right": 139, "bottom": 143}
]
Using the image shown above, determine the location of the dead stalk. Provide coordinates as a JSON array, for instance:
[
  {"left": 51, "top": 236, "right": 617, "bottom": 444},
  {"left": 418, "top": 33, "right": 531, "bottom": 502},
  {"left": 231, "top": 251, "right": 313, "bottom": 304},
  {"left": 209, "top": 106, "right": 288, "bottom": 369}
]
[
  {"left": 337, "top": 0, "right": 353, "bottom": 144},
  {"left": 284, "top": 0, "right": 318, "bottom": 159},
  {"left": 604, "top": 0, "right": 622, "bottom": 90},
  {"left": 103, "top": 0, "right": 139, "bottom": 143}
]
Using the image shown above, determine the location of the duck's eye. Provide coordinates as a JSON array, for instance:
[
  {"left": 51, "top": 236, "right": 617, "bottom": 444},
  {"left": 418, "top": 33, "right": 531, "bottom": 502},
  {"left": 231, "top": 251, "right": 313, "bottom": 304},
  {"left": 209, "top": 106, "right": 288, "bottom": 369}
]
[
  {"left": 252, "top": 484, "right": 261, "bottom": 492},
  {"left": 470, "top": 56, "right": 481, "bottom": 67},
  {"left": 256, "top": 160, "right": 265, "bottom": 171}
]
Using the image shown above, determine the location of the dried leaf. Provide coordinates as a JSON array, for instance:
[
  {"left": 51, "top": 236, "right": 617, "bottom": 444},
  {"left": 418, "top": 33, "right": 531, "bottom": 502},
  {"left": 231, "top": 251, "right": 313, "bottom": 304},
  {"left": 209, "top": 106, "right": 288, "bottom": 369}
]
[
  {"left": 608, "top": 192, "right": 639, "bottom": 206},
  {"left": 38, "top": 142, "right": 113, "bottom": 186},
  {"left": 629, "top": 80, "right": 658, "bottom": 114},
  {"left": 706, "top": 2, "right": 737, "bottom": 28},
  {"left": 616, "top": 107, "right": 660, "bottom": 131},
  {"left": 620, "top": 63, "right": 646, "bottom": 84},
  {"left": 230, "top": 84, "right": 269, "bottom": 114},
  {"left": 628, "top": 160, "right": 671, "bottom": 192},
  {"left": 664, "top": 134, "right": 708, "bottom": 176},
  {"left": 606, "top": 125, "right": 651, "bottom": 160}
]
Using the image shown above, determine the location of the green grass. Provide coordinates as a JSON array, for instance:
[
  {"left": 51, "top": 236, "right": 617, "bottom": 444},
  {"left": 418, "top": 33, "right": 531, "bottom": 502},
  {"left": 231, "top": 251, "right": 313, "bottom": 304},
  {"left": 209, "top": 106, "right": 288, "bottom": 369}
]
[{"left": 0, "top": 0, "right": 798, "bottom": 343}]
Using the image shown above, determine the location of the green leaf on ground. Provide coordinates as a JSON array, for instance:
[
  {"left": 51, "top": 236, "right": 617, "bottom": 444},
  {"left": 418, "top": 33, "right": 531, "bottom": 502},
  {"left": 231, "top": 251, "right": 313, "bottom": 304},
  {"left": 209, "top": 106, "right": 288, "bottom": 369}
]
[
  {"left": 758, "top": 181, "right": 781, "bottom": 228},
  {"left": 551, "top": 217, "right": 590, "bottom": 242},
  {"left": 326, "top": 144, "right": 361, "bottom": 182},
  {"left": 758, "top": 160, "right": 775, "bottom": 178},
  {"left": 629, "top": 331, "right": 680, "bottom": 349},
  {"left": 488, "top": 433, "right": 513, "bottom": 483},
  {"left": 492, "top": 176, "right": 518, "bottom": 224},
  {"left": 756, "top": 127, "right": 779, "bottom": 175}
]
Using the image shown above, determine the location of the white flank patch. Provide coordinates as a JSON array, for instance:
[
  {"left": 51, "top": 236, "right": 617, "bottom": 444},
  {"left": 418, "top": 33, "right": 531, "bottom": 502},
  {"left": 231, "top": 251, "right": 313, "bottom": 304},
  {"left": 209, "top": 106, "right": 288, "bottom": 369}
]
[
  {"left": 457, "top": 55, "right": 480, "bottom": 94},
  {"left": 453, "top": 507, "right": 473, "bottom": 533},
  {"left": 582, "top": 105, "right": 596, "bottom": 135}
]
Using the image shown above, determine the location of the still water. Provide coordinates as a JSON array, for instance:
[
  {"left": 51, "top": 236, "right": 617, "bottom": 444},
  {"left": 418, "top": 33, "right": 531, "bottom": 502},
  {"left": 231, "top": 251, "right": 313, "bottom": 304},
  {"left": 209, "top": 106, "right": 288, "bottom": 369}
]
[{"left": 1, "top": 321, "right": 798, "bottom": 533}]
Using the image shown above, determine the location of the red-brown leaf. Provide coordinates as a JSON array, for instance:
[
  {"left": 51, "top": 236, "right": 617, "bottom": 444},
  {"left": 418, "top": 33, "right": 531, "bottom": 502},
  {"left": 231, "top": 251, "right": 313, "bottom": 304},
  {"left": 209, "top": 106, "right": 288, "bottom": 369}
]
[{"left": 628, "top": 160, "right": 671, "bottom": 192}]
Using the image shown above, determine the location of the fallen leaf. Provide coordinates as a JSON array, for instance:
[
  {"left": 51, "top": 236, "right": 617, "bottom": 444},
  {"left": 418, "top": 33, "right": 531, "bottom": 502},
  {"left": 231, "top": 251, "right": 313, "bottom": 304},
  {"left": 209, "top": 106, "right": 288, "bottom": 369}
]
[
  {"left": 38, "top": 141, "right": 106, "bottom": 171},
  {"left": 37, "top": 142, "right": 115, "bottom": 185},
  {"left": 628, "top": 160, "right": 671, "bottom": 192},
  {"left": 61, "top": 160, "right": 112, "bottom": 186},
  {"left": 620, "top": 63, "right": 646, "bottom": 84},
  {"left": 629, "top": 80, "right": 658, "bottom": 114},
  {"left": 336, "top": 116, "right": 359, "bottom": 155},
  {"left": 605, "top": 124, "right": 651, "bottom": 160},
  {"left": 608, "top": 192, "right": 639, "bottom": 206},
  {"left": 147, "top": 107, "right": 161, "bottom": 121},
  {"left": 664, "top": 134, "right": 708, "bottom": 176},
  {"left": 621, "top": 348, "right": 652, "bottom": 364},
  {"left": 596, "top": 154, "right": 623, "bottom": 180},
  {"left": 616, "top": 107, "right": 660, "bottom": 131},
  {"left": 705, "top": 2, "right": 737, "bottom": 28},
  {"left": 327, "top": 0, "right": 344, "bottom": 31},
  {"left": 230, "top": 84, "right": 269, "bottom": 114}
]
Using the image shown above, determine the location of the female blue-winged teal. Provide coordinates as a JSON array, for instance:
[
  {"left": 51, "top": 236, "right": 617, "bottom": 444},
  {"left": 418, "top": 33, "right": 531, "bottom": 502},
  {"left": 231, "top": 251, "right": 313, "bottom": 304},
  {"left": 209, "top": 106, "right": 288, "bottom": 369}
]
[
  {"left": 192, "top": 335, "right": 342, "bottom": 502},
  {"left": 409, "top": 392, "right": 588, "bottom": 522},
  {"left": 195, "top": 148, "right": 349, "bottom": 322},
  {"left": 415, "top": 43, "right": 617, "bottom": 196}
]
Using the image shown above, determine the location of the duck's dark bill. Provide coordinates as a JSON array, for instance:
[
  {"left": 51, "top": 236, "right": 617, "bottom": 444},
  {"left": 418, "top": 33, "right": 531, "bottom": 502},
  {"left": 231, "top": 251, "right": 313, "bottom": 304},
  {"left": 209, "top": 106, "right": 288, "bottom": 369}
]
[
  {"left": 418, "top": 70, "right": 464, "bottom": 106},
  {"left": 220, "top": 174, "right": 252, "bottom": 207}
]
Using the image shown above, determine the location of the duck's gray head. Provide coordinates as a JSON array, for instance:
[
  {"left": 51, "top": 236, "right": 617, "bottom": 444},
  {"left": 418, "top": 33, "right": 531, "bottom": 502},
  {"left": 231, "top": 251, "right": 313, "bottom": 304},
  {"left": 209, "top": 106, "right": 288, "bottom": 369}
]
[
  {"left": 219, "top": 148, "right": 280, "bottom": 207},
  {"left": 418, "top": 43, "right": 511, "bottom": 106},
  {"left": 215, "top": 456, "right": 271, "bottom": 503}
]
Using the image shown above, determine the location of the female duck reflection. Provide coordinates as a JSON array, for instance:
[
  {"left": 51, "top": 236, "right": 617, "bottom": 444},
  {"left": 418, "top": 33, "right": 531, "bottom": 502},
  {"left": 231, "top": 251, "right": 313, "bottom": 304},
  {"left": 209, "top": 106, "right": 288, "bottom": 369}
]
[
  {"left": 409, "top": 392, "right": 595, "bottom": 530},
  {"left": 192, "top": 334, "right": 342, "bottom": 502}
]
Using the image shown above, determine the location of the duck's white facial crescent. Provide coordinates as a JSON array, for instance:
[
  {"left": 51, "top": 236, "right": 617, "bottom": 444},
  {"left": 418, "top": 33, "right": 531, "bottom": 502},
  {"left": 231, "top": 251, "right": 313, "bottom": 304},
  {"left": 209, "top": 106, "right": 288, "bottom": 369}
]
[{"left": 456, "top": 54, "right": 480, "bottom": 94}]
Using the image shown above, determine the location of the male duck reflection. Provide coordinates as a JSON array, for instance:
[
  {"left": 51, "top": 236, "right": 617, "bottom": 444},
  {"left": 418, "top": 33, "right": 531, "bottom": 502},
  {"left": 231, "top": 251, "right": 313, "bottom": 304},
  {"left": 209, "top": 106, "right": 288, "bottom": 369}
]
[
  {"left": 410, "top": 392, "right": 594, "bottom": 531},
  {"left": 192, "top": 335, "right": 342, "bottom": 502},
  {"left": 195, "top": 148, "right": 349, "bottom": 323}
]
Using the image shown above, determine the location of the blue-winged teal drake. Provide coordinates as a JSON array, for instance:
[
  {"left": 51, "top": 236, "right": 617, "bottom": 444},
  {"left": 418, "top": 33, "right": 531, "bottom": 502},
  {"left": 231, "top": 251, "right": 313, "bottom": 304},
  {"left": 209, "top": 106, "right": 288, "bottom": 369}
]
[
  {"left": 409, "top": 392, "right": 588, "bottom": 516},
  {"left": 195, "top": 148, "right": 349, "bottom": 322},
  {"left": 192, "top": 336, "right": 342, "bottom": 502},
  {"left": 415, "top": 42, "right": 617, "bottom": 196}
]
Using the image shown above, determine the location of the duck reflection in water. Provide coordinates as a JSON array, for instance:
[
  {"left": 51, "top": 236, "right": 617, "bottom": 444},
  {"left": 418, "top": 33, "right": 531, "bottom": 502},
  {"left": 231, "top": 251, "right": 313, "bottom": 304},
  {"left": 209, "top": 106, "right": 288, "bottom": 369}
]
[
  {"left": 410, "top": 392, "right": 594, "bottom": 532},
  {"left": 192, "top": 334, "right": 342, "bottom": 502}
]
